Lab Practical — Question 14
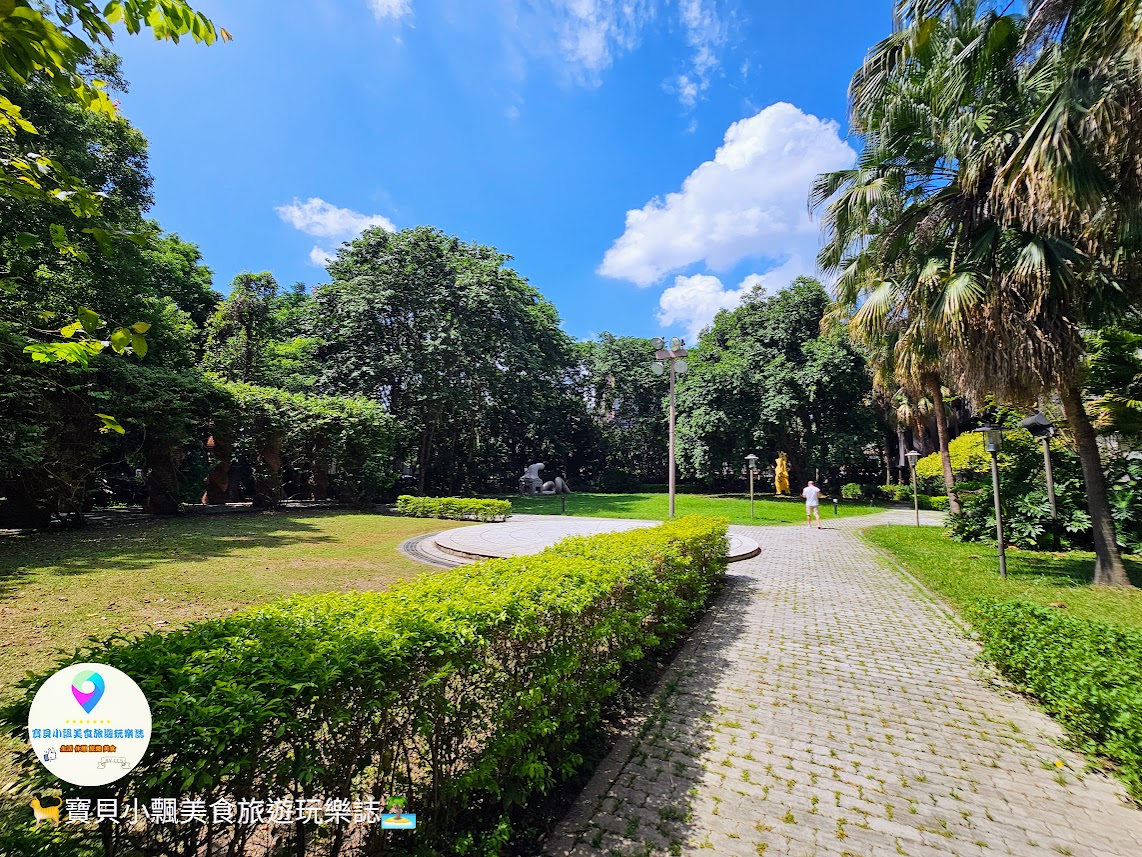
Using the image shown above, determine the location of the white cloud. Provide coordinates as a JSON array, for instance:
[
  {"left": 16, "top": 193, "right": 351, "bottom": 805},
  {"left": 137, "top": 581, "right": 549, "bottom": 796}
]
[
  {"left": 556, "top": 0, "right": 654, "bottom": 75},
  {"left": 368, "top": 0, "right": 412, "bottom": 21},
  {"left": 671, "top": 0, "right": 724, "bottom": 107},
  {"left": 656, "top": 258, "right": 802, "bottom": 342},
  {"left": 276, "top": 197, "right": 395, "bottom": 239},
  {"left": 502, "top": 0, "right": 657, "bottom": 85},
  {"left": 276, "top": 197, "right": 396, "bottom": 268},
  {"left": 598, "top": 102, "right": 856, "bottom": 286},
  {"left": 309, "top": 246, "right": 337, "bottom": 268},
  {"left": 675, "top": 74, "right": 701, "bottom": 107}
]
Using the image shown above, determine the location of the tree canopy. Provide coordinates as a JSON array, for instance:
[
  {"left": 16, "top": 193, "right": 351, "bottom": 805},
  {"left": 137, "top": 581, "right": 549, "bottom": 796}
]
[{"left": 674, "top": 277, "right": 879, "bottom": 489}]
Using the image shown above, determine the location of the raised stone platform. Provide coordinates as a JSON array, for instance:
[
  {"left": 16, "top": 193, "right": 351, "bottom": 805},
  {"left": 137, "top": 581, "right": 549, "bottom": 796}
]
[{"left": 431, "top": 515, "right": 760, "bottom": 564}]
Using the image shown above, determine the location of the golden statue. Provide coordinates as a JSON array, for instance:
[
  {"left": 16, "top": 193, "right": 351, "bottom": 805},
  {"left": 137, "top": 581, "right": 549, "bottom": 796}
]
[{"left": 774, "top": 452, "right": 790, "bottom": 495}]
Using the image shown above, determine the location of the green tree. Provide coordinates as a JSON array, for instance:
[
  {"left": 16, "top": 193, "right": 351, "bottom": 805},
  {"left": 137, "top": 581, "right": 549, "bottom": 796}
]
[
  {"left": 674, "top": 277, "right": 878, "bottom": 489},
  {"left": 0, "top": 1, "right": 227, "bottom": 231},
  {"left": 1, "top": 62, "right": 217, "bottom": 452},
  {"left": 143, "top": 233, "right": 219, "bottom": 335},
  {"left": 819, "top": 0, "right": 1138, "bottom": 585},
  {"left": 576, "top": 333, "right": 668, "bottom": 485},
  {"left": 312, "top": 226, "right": 579, "bottom": 494},
  {"left": 202, "top": 272, "right": 280, "bottom": 383},
  {"left": 1086, "top": 317, "right": 1142, "bottom": 439}
]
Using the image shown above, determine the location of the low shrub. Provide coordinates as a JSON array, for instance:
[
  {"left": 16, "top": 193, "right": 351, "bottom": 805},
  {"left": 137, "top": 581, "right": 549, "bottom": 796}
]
[
  {"left": 2, "top": 516, "right": 728, "bottom": 856},
  {"left": 840, "top": 483, "right": 863, "bottom": 500},
  {"left": 916, "top": 494, "right": 949, "bottom": 511},
  {"left": 884, "top": 484, "right": 912, "bottom": 502},
  {"left": 395, "top": 494, "right": 510, "bottom": 522},
  {"left": 968, "top": 600, "right": 1142, "bottom": 800}
]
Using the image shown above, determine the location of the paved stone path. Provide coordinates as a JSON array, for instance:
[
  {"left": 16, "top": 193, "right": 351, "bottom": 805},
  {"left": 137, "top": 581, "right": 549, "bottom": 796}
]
[{"left": 543, "top": 511, "right": 1142, "bottom": 857}]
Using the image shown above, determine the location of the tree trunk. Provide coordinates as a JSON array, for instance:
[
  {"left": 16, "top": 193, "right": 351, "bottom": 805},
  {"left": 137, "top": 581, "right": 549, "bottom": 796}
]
[
  {"left": 202, "top": 433, "right": 233, "bottom": 505},
  {"left": 1057, "top": 377, "right": 1132, "bottom": 587},
  {"left": 417, "top": 413, "right": 439, "bottom": 496},
  {"left": 253, "top": 432, "right": 283, "bottom": 509},
  {"left": 309, "top": 458, "right": 330, "bottom": 501},
  {"left": 926, "top": 377, "right": 961, "bottom": 514},
  {"left": 145, "top": 440, "right": 182, "bottom": 516}
]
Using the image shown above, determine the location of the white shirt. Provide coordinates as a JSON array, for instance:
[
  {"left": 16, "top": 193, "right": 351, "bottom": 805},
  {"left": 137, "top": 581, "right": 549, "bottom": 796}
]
[{"left": 802, "top": 485, "right": 822, "bottom": 506}]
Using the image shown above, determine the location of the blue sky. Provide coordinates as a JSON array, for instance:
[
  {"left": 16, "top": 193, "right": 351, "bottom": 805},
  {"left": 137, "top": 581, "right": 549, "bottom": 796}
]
[{"left": 111, "top": 1, "right": 894, "bottom": 342}]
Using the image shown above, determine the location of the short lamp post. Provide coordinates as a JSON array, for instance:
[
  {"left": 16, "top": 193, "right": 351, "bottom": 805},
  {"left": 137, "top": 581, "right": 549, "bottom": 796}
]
[
  {"left": 745, "top": 453, "right": 758, "bottom": 522},
  {"left": 650, "top": 336, "right": 689, "bottom": 518},
  {"left": 905, "top": 449, "right": 921, "bottom": 527},
  {"left": 1020, "top": 411, "right": 1059, "bottom": 549},
  {"left": 976, "top": 424, "right": 1011, "bottom": 578}
]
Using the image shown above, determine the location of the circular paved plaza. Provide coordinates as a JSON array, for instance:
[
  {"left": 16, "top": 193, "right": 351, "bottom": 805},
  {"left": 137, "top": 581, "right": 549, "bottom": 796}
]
[{"left": 432, "top": 515, "right": 760, "bottom": 563}]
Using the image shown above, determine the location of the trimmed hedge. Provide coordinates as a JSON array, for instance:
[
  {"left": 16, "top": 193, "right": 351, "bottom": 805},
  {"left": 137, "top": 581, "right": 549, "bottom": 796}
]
[
  {"left": 968, "top": 600, "right": 1142, "bottom": 800},
  {"left": 3, "top": 516, "right": 728, "bottom": 856},
  {"left": 395, "top": 494, "right": 511, "bottom": 522},
  {"left": 917, "top": 494, "right": 949, "bottom": 511}
]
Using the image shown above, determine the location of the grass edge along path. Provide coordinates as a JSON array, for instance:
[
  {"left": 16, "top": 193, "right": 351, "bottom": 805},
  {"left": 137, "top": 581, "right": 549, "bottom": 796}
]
[
  {"left": 860, "top": 525, "right": 1142, "bottom": 630},
  {"left": 862, "top": 524, "right": 1142, "bottom": 803}
]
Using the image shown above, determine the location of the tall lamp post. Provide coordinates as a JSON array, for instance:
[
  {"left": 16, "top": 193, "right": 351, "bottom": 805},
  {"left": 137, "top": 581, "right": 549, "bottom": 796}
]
[
  {"left": 745, "top": 453, "right": 758, "bottom": 522},
  {"left": 650, "top": 336, "right": 689, "bottom": 518},
  {"left": 1020, "top": 411, "right": 1059, "bottom": 549},
  {"left": 905, "top": 449, "right": 921, "bottom": 527},
  {"left": 975, "top": 424, "right": 1011, "bottom": 578}
]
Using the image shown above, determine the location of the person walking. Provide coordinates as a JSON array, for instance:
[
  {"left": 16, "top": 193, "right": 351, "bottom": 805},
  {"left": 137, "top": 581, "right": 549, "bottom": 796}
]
[{"left": 802, "top": 480, "right": 823, "bottom": 529}]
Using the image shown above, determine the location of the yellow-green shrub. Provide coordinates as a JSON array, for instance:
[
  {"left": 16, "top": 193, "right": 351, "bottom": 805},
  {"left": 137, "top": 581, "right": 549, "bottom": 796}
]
[
  {"left": 395, "top": 494, "right": 510, "bottom": 522},
  {"left": 2, "top": 516, "right": 728, "bottom": 856},
  {"left": 970, "top": 600, "right": 1142, "bottom": 800}
]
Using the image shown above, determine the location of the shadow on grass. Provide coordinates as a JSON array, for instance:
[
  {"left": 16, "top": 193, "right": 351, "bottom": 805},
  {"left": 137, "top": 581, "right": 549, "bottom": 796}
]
[
  {"left": 1007, "top": 551, "right": 1142, "bottom": 588},
  {"left": 0, "top": 512, "right": 337, "bottom": 600}
]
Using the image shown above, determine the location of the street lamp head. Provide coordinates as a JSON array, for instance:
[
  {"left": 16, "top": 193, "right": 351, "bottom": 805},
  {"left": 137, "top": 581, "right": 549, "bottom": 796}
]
[
  {"left": 670, "top": 336, "right": 683, "bottom": 350},
  {"left": 745, "top": 453, "right": 759, "bottom": 471},
  {"left": 1019, "top": 411, "right": 1056, "bottom": 439},
  {"left": 674, "top": 358, "right": 688, "bottom": 375},
  {"left": 651, "top": 337, "right": 665, "bottom": 350},
  {"left": 649, "top": 361, "right": 665, "bottom": 376},
  {"left": 974, "top": 423, "right": 1010, "bottom": 453},
  {"left": 904, "top": 449, "right": 921, "bottom": 466}
]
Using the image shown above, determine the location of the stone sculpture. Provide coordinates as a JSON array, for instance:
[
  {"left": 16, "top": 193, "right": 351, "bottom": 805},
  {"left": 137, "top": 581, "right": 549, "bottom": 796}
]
[
  {"left": 774, "top": 452, "right": 790, "bottom": 495},
  {"left": 519, "top": 463, "right": 573, "bottom": 495},
  {"left": 519, "top": 463, "right": 545, "bottom": 495}
]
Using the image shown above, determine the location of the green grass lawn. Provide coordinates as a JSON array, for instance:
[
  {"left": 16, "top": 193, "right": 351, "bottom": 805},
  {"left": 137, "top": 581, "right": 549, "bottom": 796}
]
[
  {"left": 863, "top": 525, "right": 1142, "bottom": 631},
  {"left": 504, "top": 491, "right": 888, "bottom": 526},
  {"left": 0, "top": 511, "right": 459, "bottom": 691}
]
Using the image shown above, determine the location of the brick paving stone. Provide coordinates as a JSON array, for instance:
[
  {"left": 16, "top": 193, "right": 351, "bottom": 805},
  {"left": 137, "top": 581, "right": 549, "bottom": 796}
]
[{"left": 540, "top": 511, "right": 1142, "bottom": 857}]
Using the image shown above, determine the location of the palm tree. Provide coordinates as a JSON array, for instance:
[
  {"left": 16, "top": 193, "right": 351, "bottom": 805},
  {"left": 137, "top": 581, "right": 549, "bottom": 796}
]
[
  {"left": 829, "top": 300, "right": 964, "bottom": 511},
  {"left": 818, "top": 1, "right": 1137, "bottom": 585}
]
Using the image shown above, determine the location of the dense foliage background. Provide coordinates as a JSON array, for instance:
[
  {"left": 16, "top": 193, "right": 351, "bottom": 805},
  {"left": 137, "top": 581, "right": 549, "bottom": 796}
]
[{"left": 2, "top": 3, "right": 1139, "bottom": 558}]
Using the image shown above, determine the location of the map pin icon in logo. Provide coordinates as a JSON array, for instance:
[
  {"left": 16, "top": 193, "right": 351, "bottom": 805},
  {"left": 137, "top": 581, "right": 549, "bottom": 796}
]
[{"left": 71, "top": 670, "right": 105, "bottom": 714}]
